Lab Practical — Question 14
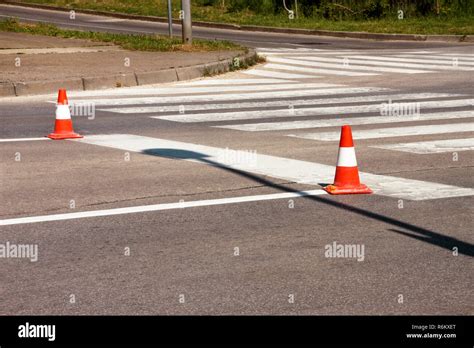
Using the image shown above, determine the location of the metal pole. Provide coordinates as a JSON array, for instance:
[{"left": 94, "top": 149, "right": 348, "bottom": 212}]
[
  {"left": 181, "top": 0, "right": 192, "bottom": 44},
  {"left": 167, "top": 0, "right": 173, "bottom": 37}
]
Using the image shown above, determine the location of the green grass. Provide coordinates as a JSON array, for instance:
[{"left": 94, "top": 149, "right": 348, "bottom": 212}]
[
  {"left": 0, "top": 18, "right": 242, "bottom": 52},
  {"left": 13, "top": 0, "right": 474, "bottom": 35}
]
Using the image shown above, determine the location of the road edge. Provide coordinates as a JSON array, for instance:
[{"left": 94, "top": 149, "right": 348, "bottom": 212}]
[
  {"left": 3, "top": 1, "right": 473, "bottom": 43},
  {"left": 1, "top": 49, "right": 257, "bottom": 97}
]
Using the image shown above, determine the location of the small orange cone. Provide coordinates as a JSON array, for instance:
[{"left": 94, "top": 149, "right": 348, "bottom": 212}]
[
  {"left": 324, "top": 125, "right": 372, "bottom": 195},
  {"left": 47, "top": 89, "right": 83, "bottom": 140}
]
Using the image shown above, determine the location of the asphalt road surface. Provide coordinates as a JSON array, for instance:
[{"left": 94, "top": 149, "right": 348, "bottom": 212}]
[
  {"left": 1, "top": 3, "right": 471, "bottom": 50},
  {"left": 0, "top": 5, "right": 473, "bottom": 315}
]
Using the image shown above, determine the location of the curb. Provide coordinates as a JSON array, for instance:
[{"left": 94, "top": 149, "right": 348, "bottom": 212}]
[
  {"left": 1, "top": 49, "right": 256, "bottom": 97},
  {"left": 3, "top": 1, "right": 473, "bottom": 43}
]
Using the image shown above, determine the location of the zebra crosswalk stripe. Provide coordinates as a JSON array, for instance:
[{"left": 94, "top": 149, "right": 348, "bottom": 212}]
[
  {"left": 69, "top": 83, "right": 338, "bottom": 98},
  {"left": 78, "top": 87, "right": 388, "bottom": 107},
  {"left": 289, "top": 123, "right": 474, "bottom": 141},
  {"left": 263, "top": 63, "right": 378, "bottom": 77},
  {"left": 268, "top": 56, "right": 433, "bottom": 74},
  {"left": 437, "top": 53, "right": 474, "bottom": 61},
  {"left": 183, "top": 78, "right": 294, "bottom": 85},
  {"left": 257, "top": 50, "right": 363, "bottom": 56},
  {"left": 103, "top": 93, "right": 460, "bottom": 114},
  {"left": 242, "top": 69, "right": 319, "bottom": 79},
  {"left": 371, "top": 138, "right": 474, "bottom": 154},
  {"left": 341, "top": 55, "right": 474, "bottom": 70},
  {"left": 72, "top": 134, "right": 474, "bottom": 201},
  {"left": 153, "top": 98, "right": 474, "bottom": 123},
  {"left": 215, "top": 110, "right": 474, "bottom": 132},
  {"left": 386, "top": 55, "right": 474, "bottom": 66},
  {"left": 391, "top": 54, "right": 474, "bottom": 66}
]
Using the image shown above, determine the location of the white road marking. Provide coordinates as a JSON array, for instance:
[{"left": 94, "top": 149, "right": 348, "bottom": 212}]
[
  {"left": 0, "top": 190, "right": 327, "bottom": 226},
  {"left": 259, "top": 52, "right": 361, "bottom": 56},
  {"left": 68, "top": 83, "right": 339, "bottom": 97},
  {"left": 103, "top": 93, "right": 459, "bottom": 114},
  {"left": 371, "top": 138, "right": 474, "bottom": 154},
  {"left": 390, "top": 55, "right": 474, "bottom": 66},
  {"left": 264, "top": 63, "right": 379, "bottom": 76},
  {"left": 153, "top": 98, "right": 474, "bottom": 123},
  {"left": 438, "top": 53, "right": 474, "bottom": 61},
  {"left": 72, "top": 134, "right": 474, "bottom": 201},
  {"left": 215, "top": 110, "right": 474, "bottom": 132},
  {"left": 406, "top": 54, "right": 474, "bottom": 62},
  {"left": 397, "top": 51, "right": 440, "bottom": 54},
  {"left": 76, "top": 87, "right": 388, "bottom": 106},
  {"left": 268, "top": 56, "right": 432, "bottom": 74},
  {"left": 242, "top": 69, "right": 319, "bottom": 79},
  {"left": 183, "top": 78, "right": 292, "bottom": 85},
  {"left": 341, "top": 55, "right": 474, "bottom": 70},
  {"left": 0, "top": 137, "right": 49, "bottom": 142},
  {"left": 290, "top": 123, "right": 474, "bottom": 141},
  {"left": 257, "top": 50, "right": 363, "bottom": 56},
  {"left": 257, "top": 51, "right": 356, "bottom": 57}
]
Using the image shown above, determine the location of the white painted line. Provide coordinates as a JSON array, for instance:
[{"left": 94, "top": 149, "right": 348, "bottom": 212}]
[
  {"left": 258, "top": 51, "right": 356, "bottom": 57},
  {"left": 390, "top": 55, "right": 474, "bottom": 66},
  {"left": 258, "top": 50, "right": 440, "bottom": 57},
  {"left": 259, "top": 52, "right": 362, "bottom": 56},
  {"left": 371, "top": 138, "right": 474, "bottom": 154},
  {"left": 77, "top": 87, "right": 388, "bottom": 107},
  {"left": 68, "top": 83, "right": 339, "bottom": 98},
  {"left": 215, "top": 110, "right": 474, "bottom": 132},
  {"left": 397, "top": 51, "right": 440, "bottom": 54},
  {"left": 257, "top": 50, "right": 362, "bottom": 56},
  {"left": 290, "top": 123, "right": 474, "bottom": 141},
  {"left": 242, "top": 69, "right": 318, "bottom": 79},
  {"left": 395, "top": 54, "right": 474, "bottom": 62},
  {"left": 0, "top": 190, "right": 327, "bottom": 226},
  {"left": 104, "top": 93, "right": 459, "bottom": 114},
  {"left": 0, "top": 137, "right": 49, "bottom": 142},
  {"left": 264, "top": 63, "right": 379, "bottom": 77},
  {"left": 70, "top": 134, "right": 474, "bottom": 201},
  {"left": 342, "top": 55, "right": 474, "bottom": 70},
  {"left": 154, "top": 98, "right": 474, "bottom": 123},
  {"left": 438, "top": 53, "right": 474, "bottom": 61},
  {"left": 269, "top": 56, "right": 432, "bottom": 74},
  {"left": 183, "top": 78, "right": 292, "bottom": 85}
]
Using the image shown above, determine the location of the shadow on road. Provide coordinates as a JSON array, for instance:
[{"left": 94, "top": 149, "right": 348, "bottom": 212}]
[{"left": 142, "top": 148, "right": 474, "bottom": 257}]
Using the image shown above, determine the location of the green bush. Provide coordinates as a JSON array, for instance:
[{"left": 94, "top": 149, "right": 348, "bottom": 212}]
[{"left": 227, "top": 0, "right": 275, "bottom": 13}]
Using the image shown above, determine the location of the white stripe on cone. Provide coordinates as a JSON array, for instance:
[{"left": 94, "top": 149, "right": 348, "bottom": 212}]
[
  {"left": 336, "top": 147, "right": 358, "bottom": 167},
  {"left": 55, "top": 104, "right": 71, "bottom": 120}
]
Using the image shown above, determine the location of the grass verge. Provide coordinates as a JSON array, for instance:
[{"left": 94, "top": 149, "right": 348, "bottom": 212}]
[
  {"left": 0, "top": 18, "right": 242, "bottom": 52},
  {"left": 12, "top": 0, "right": 474, "bottom": 35}
]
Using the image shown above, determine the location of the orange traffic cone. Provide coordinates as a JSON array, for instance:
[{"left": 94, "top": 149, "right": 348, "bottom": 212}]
[
  {"left": 47, "top": 89, "right": 83, "bottom": 140},
  {"left": 324, "top": 125, "right": 372, "bottom": 195}
]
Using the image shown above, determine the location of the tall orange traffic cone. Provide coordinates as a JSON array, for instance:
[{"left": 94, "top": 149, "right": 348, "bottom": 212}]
[
  {"left": 324, "top": 125, "right": 372, "bottom": 195},
  {"left": 47, "top": 89, "right": 83, "bottom": 140}
]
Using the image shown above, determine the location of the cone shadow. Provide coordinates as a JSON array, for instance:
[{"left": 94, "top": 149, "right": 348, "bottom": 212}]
[{"left": 141, "top": 148, "right": 474, "bottom": 257}]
